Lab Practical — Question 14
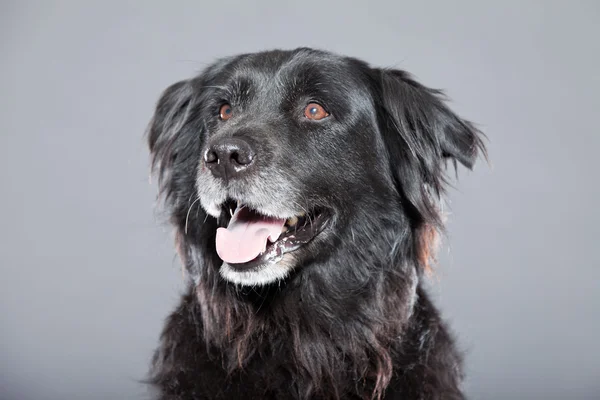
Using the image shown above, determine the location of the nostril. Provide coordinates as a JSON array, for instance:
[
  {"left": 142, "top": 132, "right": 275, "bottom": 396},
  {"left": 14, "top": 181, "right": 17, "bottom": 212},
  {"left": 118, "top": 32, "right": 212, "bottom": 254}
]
[
  {"left": 230, "top": 150, "right": 254, "bottom": 166},
  {"left": 205, "top": 150, "right": 218, "bottom": 164}
]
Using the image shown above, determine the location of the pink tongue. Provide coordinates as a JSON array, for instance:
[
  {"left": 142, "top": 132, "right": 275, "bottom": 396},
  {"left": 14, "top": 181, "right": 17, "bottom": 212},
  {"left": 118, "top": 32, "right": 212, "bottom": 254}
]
[{"left": 216, "top": 206, "right": 286, "bottom": 264}]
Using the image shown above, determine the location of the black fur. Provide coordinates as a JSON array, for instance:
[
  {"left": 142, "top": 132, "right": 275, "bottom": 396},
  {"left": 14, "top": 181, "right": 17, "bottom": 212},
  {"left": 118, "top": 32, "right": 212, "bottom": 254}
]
[{"left": 146, "top": 48, "right": 486, "bottom": 399}]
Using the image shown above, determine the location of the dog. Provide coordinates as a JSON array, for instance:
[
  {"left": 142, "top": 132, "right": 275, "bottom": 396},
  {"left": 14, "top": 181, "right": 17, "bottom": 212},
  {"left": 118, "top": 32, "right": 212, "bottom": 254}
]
[{"left": 146, "top": 48, "right": 486, "bottom": 399}]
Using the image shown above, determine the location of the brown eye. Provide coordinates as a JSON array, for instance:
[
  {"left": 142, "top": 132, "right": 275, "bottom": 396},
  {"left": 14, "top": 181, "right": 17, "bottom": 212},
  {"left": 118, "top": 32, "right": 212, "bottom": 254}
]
[
  {"left": 219, "top": 104, "right": 233, "bottom": 120},
  {"left": 304, "top": 103, "right": 329, "bottom": 120}
]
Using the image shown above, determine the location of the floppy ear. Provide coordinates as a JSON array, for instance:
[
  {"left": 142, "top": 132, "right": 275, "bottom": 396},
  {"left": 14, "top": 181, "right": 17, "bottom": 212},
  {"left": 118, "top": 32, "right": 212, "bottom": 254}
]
[
  {"left": 373, "top": 68, "right": 486, "bottom": 208},
  {"left": 373, "top": 69, "right": 486, "bottom": 270},
  {"left": 147, "top": 80, "right": 196, "bottom": 188},
  {"left": 146, "top": 78, "right": 211, "bottom": 236},
  {"left": 377, "top": 68, "right": 485, "bottom": 170},
  {"left": 147, "top": 80, "right": 215, "bottom": 279}
]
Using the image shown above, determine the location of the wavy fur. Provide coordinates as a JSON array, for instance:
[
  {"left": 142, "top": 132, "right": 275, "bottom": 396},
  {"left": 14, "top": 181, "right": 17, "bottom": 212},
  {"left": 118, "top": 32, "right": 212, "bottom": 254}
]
[{"left": 146, "top": 48, "right": 486, "bottom": 399}]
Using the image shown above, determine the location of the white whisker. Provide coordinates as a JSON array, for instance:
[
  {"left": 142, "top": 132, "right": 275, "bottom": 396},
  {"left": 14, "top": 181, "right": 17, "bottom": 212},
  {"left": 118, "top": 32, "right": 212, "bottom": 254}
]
[{"left": 185, "top": 197, "right": 201, "bottom": 234}]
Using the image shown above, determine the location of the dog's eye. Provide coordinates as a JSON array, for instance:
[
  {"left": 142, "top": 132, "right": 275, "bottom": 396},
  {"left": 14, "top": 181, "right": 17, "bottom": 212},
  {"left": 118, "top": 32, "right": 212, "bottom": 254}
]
[
  {"left": 304, "top": 103, "right": 329, "bottom": 121},
  {"left": 219, "top": 104, "right": 233, "bottom": 120}
]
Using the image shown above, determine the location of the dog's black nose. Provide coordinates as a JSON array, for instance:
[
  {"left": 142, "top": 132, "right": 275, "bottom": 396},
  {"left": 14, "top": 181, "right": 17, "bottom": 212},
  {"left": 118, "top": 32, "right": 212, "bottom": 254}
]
[{"left": 204, "top": 138, "right": 256, "bottom": 180}]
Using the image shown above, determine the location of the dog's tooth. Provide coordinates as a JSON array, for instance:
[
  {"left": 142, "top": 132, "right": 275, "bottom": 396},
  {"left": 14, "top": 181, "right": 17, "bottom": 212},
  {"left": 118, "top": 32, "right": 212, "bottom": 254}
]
[
  {"left": 287, "top": 216, "right": 299, "bottom": 226},
  {"left": 281, "top": 225, "right": 288, "bottom": 233},
  {"left": 298, "top": 212, "right": 306, "bottom": 217}
]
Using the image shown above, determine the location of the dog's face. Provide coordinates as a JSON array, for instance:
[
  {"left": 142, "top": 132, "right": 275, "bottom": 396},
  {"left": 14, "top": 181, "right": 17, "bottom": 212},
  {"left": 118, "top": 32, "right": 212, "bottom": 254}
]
[
  {"left": 149, "top": 48, "right": 484, "bottom": 287},
  {"left": 193, "top": 51, "right": 395, "bottom": 286}
]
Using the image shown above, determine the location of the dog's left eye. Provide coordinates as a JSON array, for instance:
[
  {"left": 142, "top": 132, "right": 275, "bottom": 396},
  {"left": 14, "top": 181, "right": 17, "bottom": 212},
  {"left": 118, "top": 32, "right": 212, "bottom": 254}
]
[
  {"left": 219, "top": 104, "right": 233, "bottom": 121},
  {"left": 304, "top": 103, "right": 329, "bottom": 121}
]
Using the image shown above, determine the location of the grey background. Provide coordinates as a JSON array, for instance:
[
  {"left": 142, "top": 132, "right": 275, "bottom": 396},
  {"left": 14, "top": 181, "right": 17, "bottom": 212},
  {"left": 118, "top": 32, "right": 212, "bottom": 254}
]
[{"left": 1, "top": 1, "right": 598, "bottom": 399}]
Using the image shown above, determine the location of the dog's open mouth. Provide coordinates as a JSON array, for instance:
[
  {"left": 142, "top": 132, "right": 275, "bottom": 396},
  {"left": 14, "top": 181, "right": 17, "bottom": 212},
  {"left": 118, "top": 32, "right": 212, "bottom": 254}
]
[{"left": 215, "top": 200, "right": 328, "bottom": 271}]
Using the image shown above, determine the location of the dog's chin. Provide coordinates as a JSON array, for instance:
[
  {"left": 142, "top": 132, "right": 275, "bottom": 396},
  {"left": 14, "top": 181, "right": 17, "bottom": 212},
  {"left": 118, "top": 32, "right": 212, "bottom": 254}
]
[{"left": 219, "top": 255, "right": 297, "bottom": 286}]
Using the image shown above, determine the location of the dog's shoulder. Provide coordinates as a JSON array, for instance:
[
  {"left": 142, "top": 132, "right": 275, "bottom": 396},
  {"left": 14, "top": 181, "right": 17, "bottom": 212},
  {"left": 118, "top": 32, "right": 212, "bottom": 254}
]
[{"left": 385, "top": 287, "right": 466, "bottom": 399}]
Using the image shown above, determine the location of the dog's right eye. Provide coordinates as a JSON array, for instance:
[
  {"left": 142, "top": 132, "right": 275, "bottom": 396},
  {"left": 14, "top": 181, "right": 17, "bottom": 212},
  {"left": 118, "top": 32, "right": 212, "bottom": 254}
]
[
  {"left": 219, "top": 104, "right": 233, "bottom": 120},
  {"left": 304, "top": 103, "right": 329, "bottom": 121}
]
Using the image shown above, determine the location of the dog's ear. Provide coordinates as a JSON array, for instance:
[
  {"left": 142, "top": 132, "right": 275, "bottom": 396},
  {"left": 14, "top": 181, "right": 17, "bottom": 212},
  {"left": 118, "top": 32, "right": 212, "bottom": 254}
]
[
  {"left": 376, "top": 68, "right": 485, "bottom": 171},
  {"left": 372, "top": 68, "right": 486, "bottom": 271},
  {"left": 373, "top": 68, "right": 486, "bottom": 208},
  {"left": 147, "top": 80, "right": 195, "bottom": 186}
]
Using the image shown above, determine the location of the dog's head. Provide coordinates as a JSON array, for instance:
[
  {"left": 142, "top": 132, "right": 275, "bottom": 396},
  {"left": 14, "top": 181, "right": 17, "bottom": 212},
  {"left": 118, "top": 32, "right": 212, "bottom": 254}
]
[{"left": 148, "top": 48, "right": 485, "bottom": 287}]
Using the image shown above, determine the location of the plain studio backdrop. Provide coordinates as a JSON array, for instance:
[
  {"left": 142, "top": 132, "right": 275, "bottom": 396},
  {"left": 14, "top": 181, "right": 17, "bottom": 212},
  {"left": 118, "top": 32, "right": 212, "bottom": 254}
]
[{"left": 1, "top": 1, "right": 598, "bottom": 399}]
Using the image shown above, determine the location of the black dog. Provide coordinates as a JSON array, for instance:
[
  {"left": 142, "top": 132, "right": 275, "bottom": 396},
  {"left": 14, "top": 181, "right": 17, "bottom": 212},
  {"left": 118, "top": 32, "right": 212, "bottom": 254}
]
[{"left": 147, "top": 48, "right": 486, "bottom": 399}]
